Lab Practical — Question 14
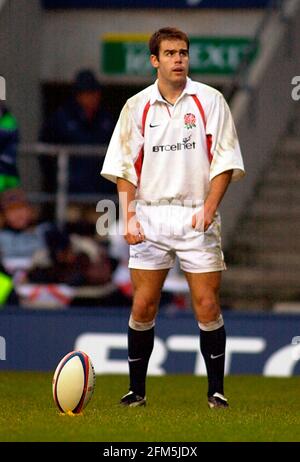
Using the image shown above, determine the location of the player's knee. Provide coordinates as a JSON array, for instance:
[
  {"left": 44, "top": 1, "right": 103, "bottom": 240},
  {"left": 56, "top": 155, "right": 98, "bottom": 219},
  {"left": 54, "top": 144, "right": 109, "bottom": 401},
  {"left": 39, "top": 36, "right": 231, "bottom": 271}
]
[
  {"left": 131, "top": 294, "right": 159, "bottom": 322},
  {"left": 131, "top": 309, "right": 156, "bottom": 323},
  {"left": 194, "top": 296, "right": 220, "bottom": 323}
]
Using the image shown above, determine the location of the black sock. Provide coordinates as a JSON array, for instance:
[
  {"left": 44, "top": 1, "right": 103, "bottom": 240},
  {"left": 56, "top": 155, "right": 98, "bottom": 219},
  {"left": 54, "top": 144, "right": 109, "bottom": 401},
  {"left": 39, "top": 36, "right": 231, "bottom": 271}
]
[
  {"left": 200, "top": 325, "right": 226, "bottom": 397},
  {"left": 128, "top": 325, "right": 154, "bottom": 397}
]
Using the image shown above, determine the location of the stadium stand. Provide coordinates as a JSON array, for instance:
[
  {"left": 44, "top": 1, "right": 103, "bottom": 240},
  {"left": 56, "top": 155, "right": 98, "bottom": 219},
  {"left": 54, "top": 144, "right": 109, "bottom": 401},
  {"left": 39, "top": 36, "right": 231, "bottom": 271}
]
[
  {"left": 220, "top": 0, "right": 300, "bottom": 310},
  {"left": 1, "top": 0, "right": 300, "bottom": 310},
  {"left": 222, "top": 119, "right": 300, "bottom": 310}
]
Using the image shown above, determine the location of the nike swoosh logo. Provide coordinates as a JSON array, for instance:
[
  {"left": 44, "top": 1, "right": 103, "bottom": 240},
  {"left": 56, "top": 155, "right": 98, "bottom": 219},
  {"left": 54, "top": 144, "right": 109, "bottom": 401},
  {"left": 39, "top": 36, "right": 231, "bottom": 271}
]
[
  {"left": 149, "top": 123, "right": 160, "bottom": 128},
  {"left": 210, "top": 353, "right": 225, "bottom": 359},
  {"left": 128, "top": 357, "right": 142, "bottom": 363}
]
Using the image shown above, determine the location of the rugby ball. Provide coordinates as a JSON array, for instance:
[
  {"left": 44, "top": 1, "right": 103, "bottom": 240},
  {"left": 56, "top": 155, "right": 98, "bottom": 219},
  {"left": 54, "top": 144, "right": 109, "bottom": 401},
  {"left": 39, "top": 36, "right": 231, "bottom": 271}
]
[{"left": 52, "top": 350, "right": 95, "bottom": 414}]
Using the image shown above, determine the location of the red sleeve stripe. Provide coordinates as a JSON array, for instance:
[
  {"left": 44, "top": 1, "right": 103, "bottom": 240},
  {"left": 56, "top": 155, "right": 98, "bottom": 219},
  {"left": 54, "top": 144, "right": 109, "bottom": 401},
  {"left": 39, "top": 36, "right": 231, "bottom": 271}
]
[
  {"left": 192, "top": 94, "right": 213, "bottom": 164},
  {"left": 141, "top": 100, "right": 151, "bottom": 136},
  {"left": 134, "top": 100, "right": 151, "bottom": 183}
]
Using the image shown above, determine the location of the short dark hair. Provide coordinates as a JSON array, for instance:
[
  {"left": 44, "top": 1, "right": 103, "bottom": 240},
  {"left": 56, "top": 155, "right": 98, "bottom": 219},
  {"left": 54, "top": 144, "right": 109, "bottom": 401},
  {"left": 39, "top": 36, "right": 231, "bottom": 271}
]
[{"left": 149, "top": 27, "right": 190, "bottom": 58}]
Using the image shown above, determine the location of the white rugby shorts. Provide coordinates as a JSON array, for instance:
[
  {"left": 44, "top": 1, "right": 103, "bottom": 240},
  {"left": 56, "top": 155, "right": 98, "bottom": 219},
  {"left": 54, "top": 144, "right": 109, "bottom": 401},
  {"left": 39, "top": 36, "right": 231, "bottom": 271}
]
[{"left": 128, "top": 203, "right": 226, "bottom": 273}]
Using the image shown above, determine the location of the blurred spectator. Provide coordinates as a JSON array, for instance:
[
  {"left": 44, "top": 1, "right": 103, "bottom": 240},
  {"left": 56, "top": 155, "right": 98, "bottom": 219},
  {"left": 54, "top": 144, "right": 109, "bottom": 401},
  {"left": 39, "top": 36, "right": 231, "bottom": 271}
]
[
  {"left": 0, "top": 188, "right": 52, "bottom": 277},
  {"left": 40, "top": 69, "right": 115, "bottom": 195},
  {"left": 0, "top": 102, "right": 20, "bottom": 193},
  {"left": 29, "top": 231, "right": 112, "bottom": 287},
  {"left": 0, "top": 187, "right": 122, "bottom": 307},
  {"left": 28, "top": 229, "right": 129, "bottom": 307},
  {"left": 65, "top": 203, "right": 101, "bottom": 237},
  {"left": 0, "top": 187, "right": 55, "bottom": 306}
]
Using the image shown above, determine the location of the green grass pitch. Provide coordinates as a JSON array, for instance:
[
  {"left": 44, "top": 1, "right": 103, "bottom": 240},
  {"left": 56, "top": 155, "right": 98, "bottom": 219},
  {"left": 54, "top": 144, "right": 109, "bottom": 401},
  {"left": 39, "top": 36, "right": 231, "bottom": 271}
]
[{"left": 0, "top": 372, "right": 300, "bottom": 442}]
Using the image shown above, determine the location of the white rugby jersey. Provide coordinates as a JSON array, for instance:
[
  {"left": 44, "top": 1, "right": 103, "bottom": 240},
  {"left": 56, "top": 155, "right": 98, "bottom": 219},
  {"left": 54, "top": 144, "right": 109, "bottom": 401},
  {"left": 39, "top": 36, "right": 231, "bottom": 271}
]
[{"left": 101, "top": 77, "right": 245, "bottom": 204}]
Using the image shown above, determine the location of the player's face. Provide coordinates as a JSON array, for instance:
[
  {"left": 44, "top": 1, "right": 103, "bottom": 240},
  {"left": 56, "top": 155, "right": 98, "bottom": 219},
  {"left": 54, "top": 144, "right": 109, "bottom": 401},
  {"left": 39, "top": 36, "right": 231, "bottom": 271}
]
[{"left": 151, "top": 39, "right": 189, "bottom": 87}]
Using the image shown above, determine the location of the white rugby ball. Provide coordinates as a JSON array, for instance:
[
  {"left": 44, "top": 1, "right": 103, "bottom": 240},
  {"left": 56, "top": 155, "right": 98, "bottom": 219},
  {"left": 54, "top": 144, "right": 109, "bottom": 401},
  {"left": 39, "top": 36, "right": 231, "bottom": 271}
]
[{"left": 52, "top": 350, "right": 95, "bottom": 414}]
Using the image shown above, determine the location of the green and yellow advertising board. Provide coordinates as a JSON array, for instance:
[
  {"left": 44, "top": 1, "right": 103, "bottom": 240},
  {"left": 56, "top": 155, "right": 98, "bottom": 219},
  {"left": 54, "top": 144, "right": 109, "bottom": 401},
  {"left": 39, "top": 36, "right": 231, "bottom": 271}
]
[{"left": 101, "top": 34, "right": 257, "bottom": 76}]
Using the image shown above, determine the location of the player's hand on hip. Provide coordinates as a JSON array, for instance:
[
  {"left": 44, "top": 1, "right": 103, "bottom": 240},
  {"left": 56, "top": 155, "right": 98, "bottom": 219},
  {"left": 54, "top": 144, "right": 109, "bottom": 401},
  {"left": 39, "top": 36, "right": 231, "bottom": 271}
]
[
  {"left": 192, "top": 206, "right": 214, "bottom": 232},
  {"left": 192, "top": 211, "right": 203, "bottom": 232},
  {"left": 124, "top": 214, "right": 145, "bottom": 245}
]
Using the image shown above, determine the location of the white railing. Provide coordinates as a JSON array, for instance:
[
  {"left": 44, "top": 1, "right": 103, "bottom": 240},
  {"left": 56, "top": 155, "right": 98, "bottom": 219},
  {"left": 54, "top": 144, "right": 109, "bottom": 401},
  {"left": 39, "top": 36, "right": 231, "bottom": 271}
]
[{"left": 18, "top": 142, "right": 116, "bottom": 227}]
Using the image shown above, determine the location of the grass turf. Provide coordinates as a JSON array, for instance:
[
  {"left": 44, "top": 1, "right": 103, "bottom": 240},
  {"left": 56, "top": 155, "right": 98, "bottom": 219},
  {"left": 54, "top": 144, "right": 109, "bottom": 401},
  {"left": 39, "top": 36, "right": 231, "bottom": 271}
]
[{"left": 0, "top": 372, "right": 300, "bottom": 442}]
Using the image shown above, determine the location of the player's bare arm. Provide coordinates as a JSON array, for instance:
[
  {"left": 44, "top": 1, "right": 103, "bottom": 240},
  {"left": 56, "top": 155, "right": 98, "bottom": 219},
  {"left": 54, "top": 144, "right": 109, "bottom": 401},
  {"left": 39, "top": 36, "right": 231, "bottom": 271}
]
[
  {"left": 117, "top": 177, "right": 145, "bottom": 245},
  {"left": 192, "top": 169, "right": 233, "bottom": 232}
]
